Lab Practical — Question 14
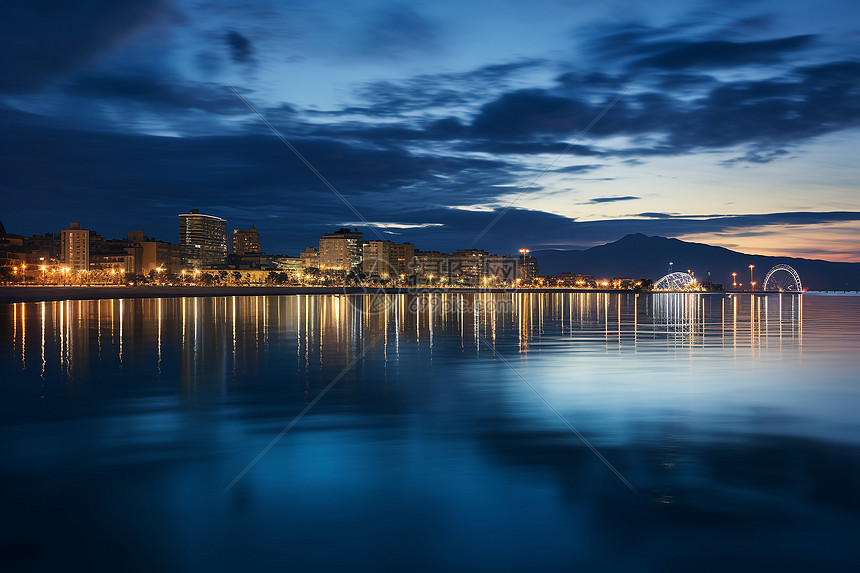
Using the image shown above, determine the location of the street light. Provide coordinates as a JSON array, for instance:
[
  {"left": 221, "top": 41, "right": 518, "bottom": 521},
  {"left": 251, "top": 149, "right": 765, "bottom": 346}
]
[
  {"left": 749, "top": 264, "right": 755, "bottom": 291},
  {"left": 732, "top": 272, "right": 737, "bottom": 288}
]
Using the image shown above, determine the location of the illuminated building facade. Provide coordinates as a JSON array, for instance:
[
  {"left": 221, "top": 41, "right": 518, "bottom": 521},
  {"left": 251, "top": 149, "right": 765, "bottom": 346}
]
[
  {"left": 179, "top": 209, "right": 227, "bottom": 269},
  {"left": 391, "top": 242, "right": 415, "bottom": 276},
  {"left": 413, "top": 250, "right": 449, "bottom": 280},
  {"left": 61, "top": 222, "right": 89, "bottom": 271},
  {"left": 300, "top": 247, "right": 319, "bottom": 269},
  {"left": 412, "top": 249, "right": 517, "bottom": 284},
  {"left": 140, "top": 241, "right": 182, "bottom": 274},
  {"left": 232, "top": 225, "right": 260, "bottom": 255},
  {"left": 273, "top": 256, "right": 303, "bottom": 276},
  {"left": 519, "top": 255, "right": 539, "bottom": 280},
  {"left": 319, "top": 228, "right": 362, "bottom": 272},
  {"left": 362, "top": 241, "right": 392, "bottom": 276},
  {"left": 362, "top": 241, "right": 415, "bottom": 277}
]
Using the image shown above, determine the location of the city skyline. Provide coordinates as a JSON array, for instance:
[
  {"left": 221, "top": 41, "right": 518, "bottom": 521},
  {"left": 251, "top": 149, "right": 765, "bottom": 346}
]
[{"left": 1, "top": 0, "right": 858, "bottom": 262}]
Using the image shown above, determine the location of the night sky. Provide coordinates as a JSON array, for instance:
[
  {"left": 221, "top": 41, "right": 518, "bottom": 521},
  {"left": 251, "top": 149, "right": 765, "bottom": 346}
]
[{"left": 2, "top": 0, "right": 859, "bottom": 260}]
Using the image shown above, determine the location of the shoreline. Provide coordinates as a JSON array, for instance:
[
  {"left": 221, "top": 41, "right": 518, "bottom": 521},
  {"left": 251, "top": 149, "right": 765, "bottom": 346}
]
[{"left": 0, "top": 285, "right": 817, "bottom": 305}]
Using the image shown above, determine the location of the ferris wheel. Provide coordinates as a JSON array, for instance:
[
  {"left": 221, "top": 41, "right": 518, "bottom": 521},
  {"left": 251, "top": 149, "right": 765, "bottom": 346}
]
[{"left": 762, "top": 264, "right": 803, "bottom": 292}]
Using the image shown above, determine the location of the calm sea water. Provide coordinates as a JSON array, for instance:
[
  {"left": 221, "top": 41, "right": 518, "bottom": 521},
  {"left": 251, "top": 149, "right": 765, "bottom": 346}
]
[{"left": 1, "top": 292, "right": 858, "bottom": 571}]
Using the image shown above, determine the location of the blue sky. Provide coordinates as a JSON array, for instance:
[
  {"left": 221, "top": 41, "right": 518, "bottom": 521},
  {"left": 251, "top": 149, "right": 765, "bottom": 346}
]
[{"left": 2, "top": 0, "right": 859, "bottom": 260}]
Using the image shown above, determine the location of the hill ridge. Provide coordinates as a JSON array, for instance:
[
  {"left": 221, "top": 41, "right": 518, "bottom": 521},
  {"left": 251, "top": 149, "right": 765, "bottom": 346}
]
[{"left": 533, "top": 234, "right": 860, "bottom": 290}]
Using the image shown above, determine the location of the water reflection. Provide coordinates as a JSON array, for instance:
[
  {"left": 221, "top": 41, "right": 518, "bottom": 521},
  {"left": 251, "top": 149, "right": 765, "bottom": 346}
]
[
  {"left": 2, "top": 293, "right": 808, "bottom": 385},
  {"left": 1, "top": 292, "right": 858, "bottom": 571}
]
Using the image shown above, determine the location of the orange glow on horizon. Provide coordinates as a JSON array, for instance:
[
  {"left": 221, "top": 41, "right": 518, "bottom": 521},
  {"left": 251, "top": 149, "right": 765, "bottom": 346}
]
[{"left": 676, "top": 220, "right": 860, "bottom": 263}]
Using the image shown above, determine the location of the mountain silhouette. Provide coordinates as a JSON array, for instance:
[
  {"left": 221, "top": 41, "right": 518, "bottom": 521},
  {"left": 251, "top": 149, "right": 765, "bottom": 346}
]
[{"left": 533, "top": 234, "right": 860, "bottom": 290}]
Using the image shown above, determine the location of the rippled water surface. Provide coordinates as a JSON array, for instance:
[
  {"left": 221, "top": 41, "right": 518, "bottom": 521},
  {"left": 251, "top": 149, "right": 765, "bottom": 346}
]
[{"left": 1, "top": 292, "right": 858, "bottom": 571}]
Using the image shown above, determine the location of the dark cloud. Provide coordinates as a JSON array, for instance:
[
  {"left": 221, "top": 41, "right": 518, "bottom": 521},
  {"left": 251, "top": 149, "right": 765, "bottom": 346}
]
[
  {"left": 460, "top": 59, "right": 860, "bottom": 160},
  {"left": 224, "top": 30, "right": 254, "bottom": 64},
  {"left": 0, "top": 0, "right": 168, "bottom": 93},
  {"left": 586, "top": 196, "right": 639, "bottom": 204},
  {"left": 66, "top": 73, "right": 247, "bottom": 114},
  {"left": 473, "top": 90, "right": 593, "bottom": 137},
  {"left": 636, "top": 212, "right": 675, "bottom": 219},
  {"left": 634, "top": 35, "right": 815, "bottom": 70},
  {"left": 584, "top": 22, "right": 815, "bottom": 71},
  {"left": 336, "top": 59, "right": 544, "bottom": 118},
  {"left": 0, "top": 107, "right": 514, "bottom": 249},
  {"left": 463, "top": 140, "right": 598, "bottom": 156},
  {"left": 554, "top": 164, "right": 603, "bottom": 174},
  {"left": 721, "top": 148, "right": 791, "bottom": 166}
]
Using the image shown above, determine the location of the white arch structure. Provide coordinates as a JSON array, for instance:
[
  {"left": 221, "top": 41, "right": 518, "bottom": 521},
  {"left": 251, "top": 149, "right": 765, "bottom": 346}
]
[
  {"left": 762, "top": 264, "right": 803, "bottom": 291},
  {"left": 653, "top": 272, "right": 696, "bottom": 291}
]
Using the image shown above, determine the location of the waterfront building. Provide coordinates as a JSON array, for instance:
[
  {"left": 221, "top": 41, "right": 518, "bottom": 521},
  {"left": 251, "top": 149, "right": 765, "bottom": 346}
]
[
  {"left": 412, "top": 249, "right": 517, "bottom": 285},
  {"left": 363, "top": 241, "right": 393, "bottom": 276},
  {"left": 319, "top": 228, "right": 362, "bottom": 272},
  {"left": 363, "top": 240, "right": 415, "bottom": 277},
  {"left": 273, "top": 256, "right": 303, "bottom": 276},
  {"left": 226, "top": 252, "right": 279, "bottom": 270},
  {"left": 300, "top": 247, "right": 320, "bottom": 269},
  {"left": 519, "top": 255, "right": 539, "bottom": 280},
  {"left": 179, "top": 209, "right": 227, "bottom": 269},
  {"left": 232, "top": 225, "right": 261, "bottom": 255},
  {"left": 413, "top": 250, "right": 450, "bottom": 281},
  {"left": 450, "top": 249, "right": 489, "bottom": 285},
  {"left": 61, "top": 222, "right": 89, "bottom": 271},
  {"left": 391, "top": 243, "right": 415, "bottom": 277},
  {"left": 484, "top": 254, "right": 518, "bottom": 284},
  {"left": 140, "top": 241, "right": 182, "bottom": 275}
]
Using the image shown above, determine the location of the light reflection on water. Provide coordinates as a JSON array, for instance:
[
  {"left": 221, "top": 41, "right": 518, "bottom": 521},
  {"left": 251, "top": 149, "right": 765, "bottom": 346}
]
[
  {"left": 1, "top": 292, "right": 858, "bottom": 571},
  {"left": 3, "top": 293, "right": 807, "bottom": 380}
]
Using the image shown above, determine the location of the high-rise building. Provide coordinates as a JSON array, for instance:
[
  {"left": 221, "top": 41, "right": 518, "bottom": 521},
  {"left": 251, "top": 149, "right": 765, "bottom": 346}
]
[
  {"left": 519, "top": 256, "right": 539, "bottom": 280},
  {"left": 232, "top": 225, "right": 260, "bottom": 255},
  {"left": 450, "top": 250, "right": 517, "bottom": 285},
  {"left": 319, "top": 228, "right": 362, "bottom": 272},
  {"left": 363, "top": 241, "right": 415, "bottom": 277},
  {"left": 391, "top": 243, "right": 415, "bottom": 276},
  {"left": 61, "top": 222, "right": 89, "bottom": 271},
  {"left": 139, "top": 241, "right": 182, "bottom": 274},
  {"left": 485, "top": 254, "right": 518, "bottom": 283},
  {"left": 179, "top": 209, "right": 227, "bottom": 269},
  {"left": 450, "top": 249, "right": 488, "bottom": 285},
  {"left": 362, "top": 240, "right": 393, "bottom": 276},
  {"left": 413, "top": 250, "right": 450, "bottom": 280}
]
